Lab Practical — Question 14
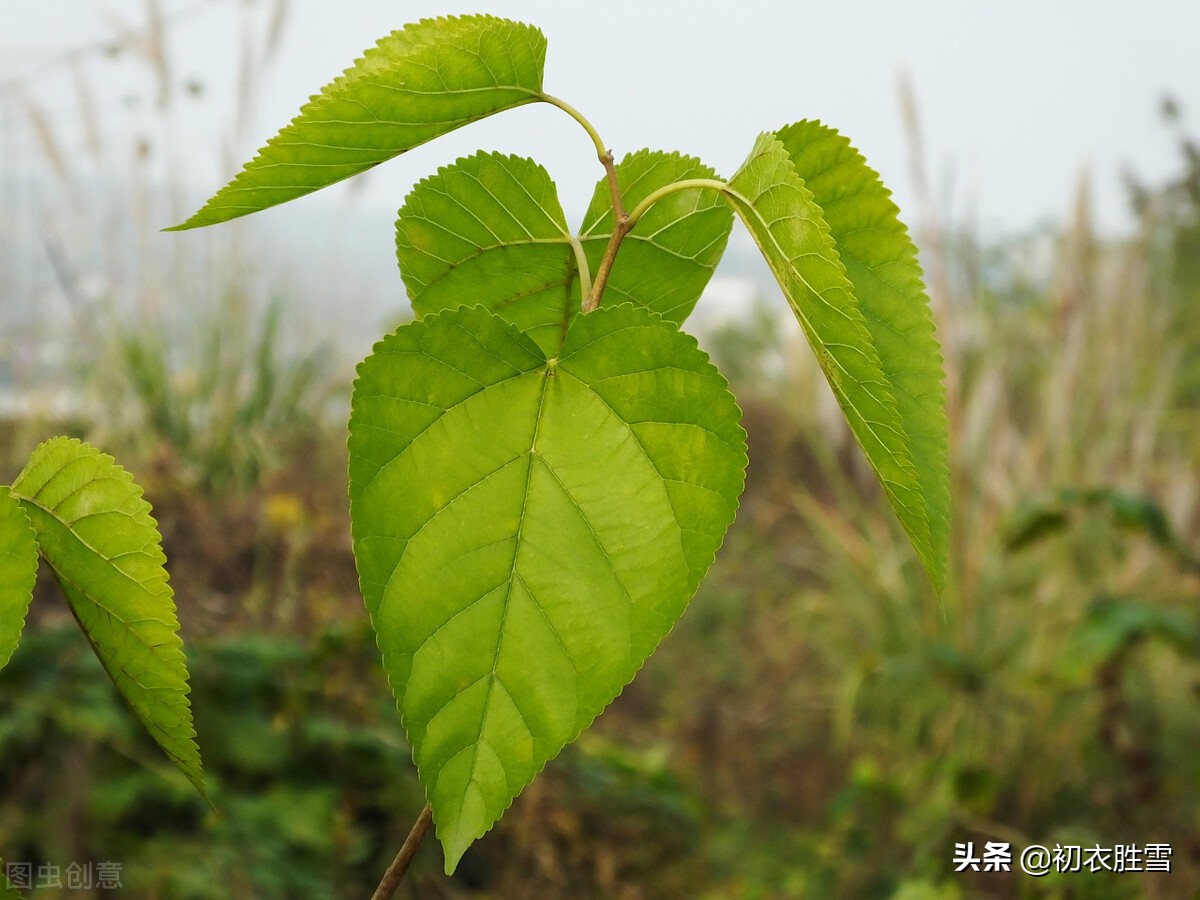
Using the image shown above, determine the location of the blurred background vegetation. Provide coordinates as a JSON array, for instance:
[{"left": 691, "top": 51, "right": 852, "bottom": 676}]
[{"left": 2, "top": 3, "right": 1199, "bottom": 899}]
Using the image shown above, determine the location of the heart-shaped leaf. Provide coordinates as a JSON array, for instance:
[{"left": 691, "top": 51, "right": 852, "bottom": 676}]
[{"left": 348, "top": 303, "right": 746, "bottom": 870}]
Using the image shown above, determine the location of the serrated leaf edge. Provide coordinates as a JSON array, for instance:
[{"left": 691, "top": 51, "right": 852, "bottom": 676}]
[
  {"left": 347, "top": 304, "right": 746, "bottom": 871},
  {"left": 11, "top": 437, "right": 207, "bottom": 798}
]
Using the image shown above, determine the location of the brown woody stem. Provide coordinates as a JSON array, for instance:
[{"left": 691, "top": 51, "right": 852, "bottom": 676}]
[
  {"left": 582, "top": 150, "right": 633, "bottom": 313},
  {"left": 371, "top": 803, "right": 434, "bottom": 900}
]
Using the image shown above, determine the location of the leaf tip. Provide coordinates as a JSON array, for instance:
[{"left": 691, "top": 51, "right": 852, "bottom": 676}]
[{"left": 437, "top": 815, "right": 475, "bottom": 876}]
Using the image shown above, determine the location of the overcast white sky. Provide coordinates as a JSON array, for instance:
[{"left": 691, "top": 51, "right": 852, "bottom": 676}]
[{"left": 3, "top": 0, "right": 1199, "bottom": 236}]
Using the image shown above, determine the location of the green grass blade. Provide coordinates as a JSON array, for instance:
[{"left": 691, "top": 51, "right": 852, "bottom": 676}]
[
  {"left": 776, "top": 121, "right": 948, "bottom": 591},
  {"left": 11, "top": 438, "right": 205, "bottom": 796},
  {"left": 726, "top": 133, "right": 934, "bottom": 586},
  {"left": 395, "top": 151, "right": 579, "bottom": 355},
  {"left": 578, "top": 150, "right": 734, "bottom": 322},
  {"left": 0, "top": 486, "right": 38, "bottom": 673},
  {"left": 348, "top": 304, "right": 746, "bottom": 871},
  {"left": 169, "top": 15, "right": 547, "bottom": 230}
]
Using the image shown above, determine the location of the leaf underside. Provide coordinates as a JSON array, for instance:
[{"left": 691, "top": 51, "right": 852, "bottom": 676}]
[
  {"left": 11, "top": 438, "right": 205, "bottom": 796},
  {"left": 395, "top": 149, "right": 733, "bottom": 354},
  {"left": 0, "top": 486, "right": 38, "bottom": 672},
  {"left": 775, "top": 121, "right": 948, "bottom": 590},
  {"left": 726, "top": 132, "right": 938, "bottom": 588},
  {"left": 348, "top": 303, "right": 747, "bottom": 871},
  {"left": 170, "top": 15, "right": 548, "bottom": 230}
]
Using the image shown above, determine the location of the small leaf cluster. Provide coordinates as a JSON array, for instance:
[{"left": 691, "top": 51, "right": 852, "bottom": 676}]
[{"left": 171, "top": 13, "right": 949, "bottom": 876}]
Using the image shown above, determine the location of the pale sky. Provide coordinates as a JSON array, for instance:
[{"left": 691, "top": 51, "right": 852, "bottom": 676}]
[{"left": 3, "top": 0, "right": 1198, "bottom": 238}]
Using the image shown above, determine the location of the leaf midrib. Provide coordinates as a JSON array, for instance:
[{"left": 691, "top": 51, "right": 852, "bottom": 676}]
[
  {"left": 458, "top": 363, "right": 551, "bottom": 806},
  {"left": 727, "top": 157, "right": 929, "bottom": 535},
  {"left": 17, "top": 501, "right": 172, "bottom": 657}
]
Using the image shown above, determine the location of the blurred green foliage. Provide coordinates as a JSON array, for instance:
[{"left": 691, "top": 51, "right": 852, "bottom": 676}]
[
  {"left": 0, "top": 624, "right": 707, "bottom": 898},
  {"left": 93, "top": 292, "right": 337, "bottom": 494}
]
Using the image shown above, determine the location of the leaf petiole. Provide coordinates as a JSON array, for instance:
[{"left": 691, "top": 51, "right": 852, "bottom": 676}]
[
  {"left": 585, "top": 177, "right": 733, "bottom": 313},
  {"left": 624, "top": 177, "right": 732, "bottom": 227},
  {"left": 537, "top": 92, "right": 608, "bottom": 161}
]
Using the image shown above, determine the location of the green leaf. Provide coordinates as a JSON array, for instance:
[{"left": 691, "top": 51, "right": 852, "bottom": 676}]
[
  {"left": 395, "top": 151, "right": 581, "bottom": 355},
  {"left": 775, "top": 120, "right": 949, "bottom": 591},
  {"left": 0, "top": 859, "right": 24, "bottom": 899},
  {"left": 0, "top": 486, "right": 38, "bottom": 673},
  {"left": 394, "top": 150, "right": 733, "bottom": 354},
  {"left": 11, "top": 438, "right": 205, "bottom": 796},
  {"left": 578, "top": 149, "right": 733, "bottom": 322},
  {"left": 348, "top": 304, "right": 746, "bottom": 871},
  {"left": 170, "top": 15, "right": 547, "bottom": 230},
  {"left": 726, "top": 133, "right": 934, "bottom": 588}
]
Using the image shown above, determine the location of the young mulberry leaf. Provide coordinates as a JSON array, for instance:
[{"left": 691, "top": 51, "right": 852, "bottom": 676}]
[
  {"left": 396, "top": 151, "right": 580, "bottom": 355},
  {"left": 394, "top": 149, "right": 734, "bottom": 354},
  {"left": 775, "top": 120, "right": 949, "bottom": 591},
  {"left": 726, "top": 134, "right": 933, "bottom": 586},
  {"left": 11, "top": 438, "right": 205, "bottom": 796},
  {"left": 348, "top": 304, "right": 746, "bottom": 871},
  {"left": 170, "top": 16, "right": 547, "bottom": 230}
]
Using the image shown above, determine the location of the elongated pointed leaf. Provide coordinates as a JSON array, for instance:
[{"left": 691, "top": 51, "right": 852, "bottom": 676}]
[
  {"left": 11, "top": 438, "right": 205, "bottom": 795},
  {"left": 776, "top": 121, "right": 948, "bottom": 590},
  {"left": 0, "top": 487, "right": 38, "bottom": 672},
  {"left": 578, "top": 150, "right": 733, "bottom": 322},
  {"left": 726, "top": 134, "right": 933, "bottom": 585},
  {"left": 349, "top": 304, "right": 746, "bottom": 871},
  {"left": 396, "top": 152, "right": 580, "bottom": 355},
  {"left": 170, "top": 16, "right": 547, "bottom": 230},
  {"left": 394, "top": 150, "right": 734, "bottom": 354}
]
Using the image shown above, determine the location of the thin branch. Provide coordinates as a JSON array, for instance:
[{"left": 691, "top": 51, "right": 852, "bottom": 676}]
[
  {"left": 371, "top": 803, "right": 434, "bottom": 900},
  {"left": 535, "top": 92, "right": 630, "bottom": 312},
  {"left": 600, "top": 150, "right": 626, "bottom": 219},
  {"left": 537, "top": 94, "right": 731, "bottom": 313},
  {"left": 584, "top": 176, "right": 733, "bottom": 313},
  {"left": 582, "top": 150, "right": 633, "bottom": 313}
]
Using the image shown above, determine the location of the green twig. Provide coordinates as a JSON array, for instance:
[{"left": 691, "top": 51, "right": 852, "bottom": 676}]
[
  {"left": 539, "top": 92, "right": 732, "bottom": 313},
  {"left": 585, "top": 177, "right": 732, "bottom": 313},
  {"left": 583, "top": 148, "right": 633, "bottom": 313},
  {"left": 537, "top": 92, "right": 628, "bottom": 312}
]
